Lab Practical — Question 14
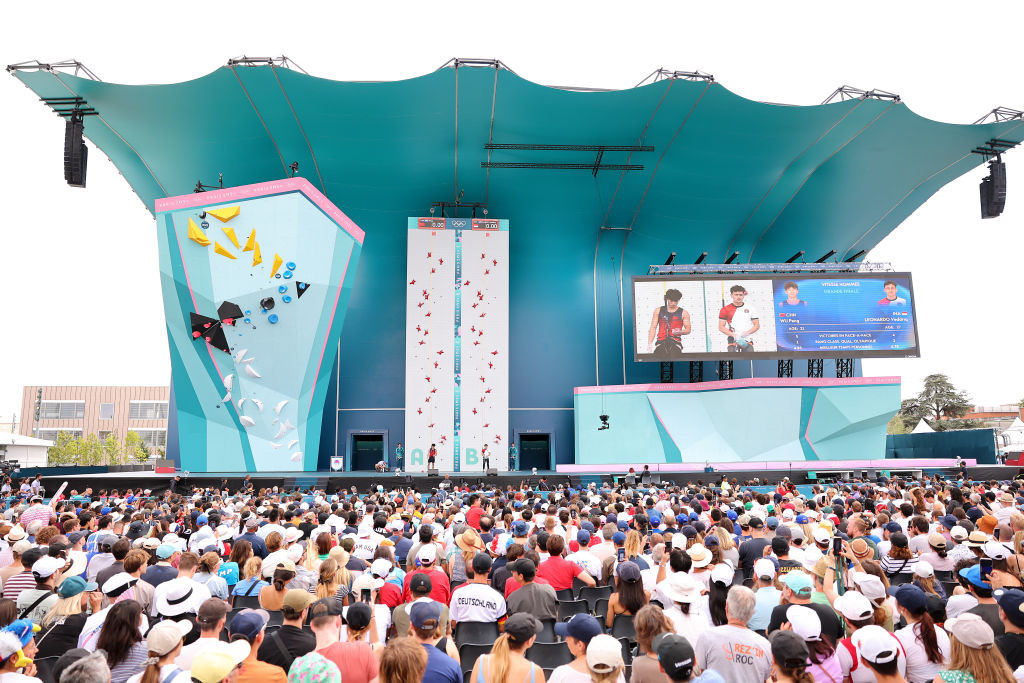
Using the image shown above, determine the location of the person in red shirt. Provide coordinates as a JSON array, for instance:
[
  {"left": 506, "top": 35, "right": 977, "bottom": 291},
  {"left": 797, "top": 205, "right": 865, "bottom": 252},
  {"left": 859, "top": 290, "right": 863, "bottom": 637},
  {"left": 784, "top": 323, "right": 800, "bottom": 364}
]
[
  {"left": 402, "top": 545, "right": 451, "bottom": 605},
  {"left": 371, "top": 558, "right": 403, "bottom": 609},
  {"left": 535, "top": 536, "right": 597, "bottom": 591},
  {"left": 465, "top": 494, "right": 485, "bottom": 531}
]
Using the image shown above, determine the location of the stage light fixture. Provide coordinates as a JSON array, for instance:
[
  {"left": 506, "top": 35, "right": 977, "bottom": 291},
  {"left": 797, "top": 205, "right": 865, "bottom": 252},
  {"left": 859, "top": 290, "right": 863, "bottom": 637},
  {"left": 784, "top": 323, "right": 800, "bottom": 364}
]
[
  {"left": 785, "top": 250, "right": 805, "bottom": 263},
  {"left": 664, "top": 252, "right": 677, "bottom": 266},
  {"left": 815, "top": 250, "right": 837, "bottom": 263},
  {"left": 724, "top": 252, "right": 740, "bottom": 264},
  {"left": 693, "top": 252, "right": 707, "bottom": 265},
  {"left": 64, "top": 109, "right": 88, "bottom": 188},
  {"left": 980, "top": 156, "right": 1007, "bottom": 218},
  {"left": 598, "top": 414, "right": 610, "bottom": 431},
  {"left": 844, "top": 250, "right": 866, "bottom": 262}
]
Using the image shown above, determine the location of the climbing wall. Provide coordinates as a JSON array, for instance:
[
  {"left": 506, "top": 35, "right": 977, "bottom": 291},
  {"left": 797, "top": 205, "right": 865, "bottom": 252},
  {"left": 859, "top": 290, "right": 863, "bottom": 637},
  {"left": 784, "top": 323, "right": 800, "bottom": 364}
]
[
  {"left": 404, "top": 217, "right": 509, "bottom": 472},
  {"left": 155, "top": 178, "right": 363, "bottom": 472}
]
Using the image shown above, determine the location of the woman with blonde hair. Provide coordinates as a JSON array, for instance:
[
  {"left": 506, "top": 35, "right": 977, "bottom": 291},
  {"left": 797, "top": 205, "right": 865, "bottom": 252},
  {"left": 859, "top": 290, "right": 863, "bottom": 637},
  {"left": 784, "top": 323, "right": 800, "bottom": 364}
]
[
  {"left": 315, "top": 559, "right": 350, "bottom": 601},
  {"left": 36, "top": 575, "right": 102, "bottom": 658},
  {"left": 194, "top": 552, "right": 230, "bottom": 600},
  {"left": 623, "top": 530, "right": 650, "bottom": 569},
  {"left": 469, "top": 612, "right": 543, "bottom": 683},
  {"left": 327, "top": 546, "right": 354, "bottom": 588},
  {"left": 379, "top": 637, "right": 426, "bottom": 683},
  {"left": 937, "top": 612, "right": 1015, "bottom": 683},
  {"left": 712, "top": 526, "right": 739, "bottom": 569},
  {"left": 231, "top": 556, "right": 268, "bottom": 597}
]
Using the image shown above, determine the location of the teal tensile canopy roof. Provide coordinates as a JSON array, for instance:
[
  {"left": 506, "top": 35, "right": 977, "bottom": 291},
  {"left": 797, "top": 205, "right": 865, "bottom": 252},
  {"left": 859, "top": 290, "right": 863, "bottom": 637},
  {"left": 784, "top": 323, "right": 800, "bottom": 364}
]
[{"left": 10, "top": 60, "right": 1024, "bottom": 408}]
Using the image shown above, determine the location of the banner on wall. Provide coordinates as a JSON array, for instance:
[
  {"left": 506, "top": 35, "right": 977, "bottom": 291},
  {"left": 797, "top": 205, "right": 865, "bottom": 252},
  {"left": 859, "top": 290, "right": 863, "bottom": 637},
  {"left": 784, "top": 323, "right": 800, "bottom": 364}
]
[{"left": 404, "top": 217, "right": 509, "bottom": 471}]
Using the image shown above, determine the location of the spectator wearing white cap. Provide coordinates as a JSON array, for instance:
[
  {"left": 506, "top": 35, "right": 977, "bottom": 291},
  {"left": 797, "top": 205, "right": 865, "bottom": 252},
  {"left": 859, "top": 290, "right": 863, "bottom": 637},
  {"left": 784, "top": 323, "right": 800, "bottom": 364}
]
[
  {"left": 15, "top": 555, "right": 63, "bottom": 624},
  {"left": 401, "top": 544, "right": 451, "bottom": 605},
  {"left": 782, "top": 604, "right": 842, "bottom": 683},
  {"left": 833, "top": 591, "right": 908, "bottom": 683},
  {"left": 124, "top": 619, "right": 192, "bottom": 683},
  {"left": 853, "top": 625, "right": 907, "bottom": 683},
  {"left": 940, "top": 612, "right": 1017, "bottom": 683},
  {"left": 749, "top": 558, "right": 780, "bottom": 636}
]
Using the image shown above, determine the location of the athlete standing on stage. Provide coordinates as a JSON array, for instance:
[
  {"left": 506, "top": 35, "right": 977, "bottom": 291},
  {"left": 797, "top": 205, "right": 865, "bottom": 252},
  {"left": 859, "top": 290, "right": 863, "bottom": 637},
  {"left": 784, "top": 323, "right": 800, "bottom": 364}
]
[
  {"left": 719, "top": 284, "right": 760, "bottom": 352},
  {"left": 481, "top": 444, "right": 490, "bottom": 470},
  {"left": 509, "top": 444, "right": 518, "bottom": 471},
  {"left": 395, "top": 442, "right": 404, "bottom": 470},
  {"left": 647, "top": 288, "right": 691, "bottom": 358},
  {"left": 428, "top": 443, "right": 437, "bottom": 469}
]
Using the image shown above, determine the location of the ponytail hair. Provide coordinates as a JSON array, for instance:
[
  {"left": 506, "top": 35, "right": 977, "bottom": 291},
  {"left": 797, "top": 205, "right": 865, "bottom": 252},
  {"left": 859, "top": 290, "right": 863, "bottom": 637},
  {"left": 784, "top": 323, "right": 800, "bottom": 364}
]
[
  {"left": 139, "top": 654, "right": 162, "bottom": 683},
  {"left": 272, "top": 567, "right": 295, "bottom": 591},
  {"left": 776, "top": 663, "right": 814, "bottom": 683},
  {"left": 489, "top": 634, "right": 512, "bottom": 683},
  {"left": 911, "top": 609, "right": 943, "bottom": 663}
]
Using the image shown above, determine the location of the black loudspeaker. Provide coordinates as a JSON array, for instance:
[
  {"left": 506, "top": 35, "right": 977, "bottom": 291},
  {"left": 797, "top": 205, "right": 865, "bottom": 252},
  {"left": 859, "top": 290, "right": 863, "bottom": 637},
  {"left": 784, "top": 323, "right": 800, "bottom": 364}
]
[
  {"left": 427, "top": 469, "right": 439, "bottom": 477},
  {"left": 487, "top": 468, "right": 497, "bottom": 476},
  {"left": 981, "top": 159, "right": 1006, "bottom": 218},
  {"left": 64, "top": 115, "right": 88, "bottom": 188}
]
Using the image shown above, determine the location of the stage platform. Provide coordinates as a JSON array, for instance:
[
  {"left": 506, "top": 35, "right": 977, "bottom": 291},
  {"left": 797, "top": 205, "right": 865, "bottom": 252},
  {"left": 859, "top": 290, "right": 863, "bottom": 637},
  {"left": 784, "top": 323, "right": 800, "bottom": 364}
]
[{"left": 28, "top": 462, "right": 1020, "bottom": 498}]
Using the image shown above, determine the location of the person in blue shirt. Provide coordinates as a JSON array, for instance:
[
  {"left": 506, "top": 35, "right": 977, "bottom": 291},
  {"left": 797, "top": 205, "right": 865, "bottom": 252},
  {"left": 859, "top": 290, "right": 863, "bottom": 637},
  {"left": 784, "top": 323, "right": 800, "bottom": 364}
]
[
  {"left": 408, "top": 601, "right": 460, "bottom": 683},
  {"left": 234, "top": 517, "right": 268, "bottom": 559}
]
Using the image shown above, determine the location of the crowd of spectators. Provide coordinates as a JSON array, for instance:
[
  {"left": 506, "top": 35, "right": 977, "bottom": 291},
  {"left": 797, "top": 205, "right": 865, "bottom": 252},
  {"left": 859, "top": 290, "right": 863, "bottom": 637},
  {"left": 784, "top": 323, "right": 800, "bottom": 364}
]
[{"left": 0, "top": 471, "right": 1022, "bottom": 683}]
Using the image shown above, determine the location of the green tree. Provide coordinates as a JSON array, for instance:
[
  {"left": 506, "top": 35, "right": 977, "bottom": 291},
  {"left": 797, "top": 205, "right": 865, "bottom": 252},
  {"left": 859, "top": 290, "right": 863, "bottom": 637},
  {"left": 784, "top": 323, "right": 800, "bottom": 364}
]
[
  {"left": 124, "top": 431, "right": 149, "bottom": 464},
  {"left": 80, "top": 434, "right": 103, "bottom": 466},
  {"left": 887, "top": 414, "right": 910, "bottom": 435},
  {"left": 47, "top": 431, "right": 77, "bottom": 465},
  {"left": 103, "top": 433, "right": 123, "bottom": 465},
  {"left": 898, "top": 374, "right": 975, "bottom": 429}
]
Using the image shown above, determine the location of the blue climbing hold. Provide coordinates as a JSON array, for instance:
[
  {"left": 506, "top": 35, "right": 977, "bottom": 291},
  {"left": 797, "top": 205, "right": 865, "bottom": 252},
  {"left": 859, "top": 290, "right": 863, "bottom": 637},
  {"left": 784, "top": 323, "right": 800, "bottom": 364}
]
[
  {"left": 283, "top": 271, "right": 293, "bottom": 280},
  {"left": 268, "top": 314, "right": 279, "bottom": 324},
  {"left": 275, "top": 274, "right": 282, "bottom": 279},
  {"left": 286, "top": 262, "right": 296, "bottom": 270},
  {"left": 283, "top": 296, "right": 292, "bottom": 303},
  {"left": 278, "top": 285, "right": 287, "bottom": 294},
  {"left": 243, "top": 318, "right": 251, "bottom": 323},
  {"left": 245, "top": 310, "right": 251, "bottom": 315},
  {"left": 201, "top": 220, "right": 209, "bottom": 229}
]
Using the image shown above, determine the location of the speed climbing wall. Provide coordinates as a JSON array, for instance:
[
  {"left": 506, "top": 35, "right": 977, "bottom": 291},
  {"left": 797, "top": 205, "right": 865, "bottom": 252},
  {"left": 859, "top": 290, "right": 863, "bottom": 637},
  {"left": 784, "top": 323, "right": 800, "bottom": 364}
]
[
  {"left": 404, "top": 217, "right": 509, "bottom": 472},
  {"left": 154, "top": 178, "right": 363, "bottom": 472}
]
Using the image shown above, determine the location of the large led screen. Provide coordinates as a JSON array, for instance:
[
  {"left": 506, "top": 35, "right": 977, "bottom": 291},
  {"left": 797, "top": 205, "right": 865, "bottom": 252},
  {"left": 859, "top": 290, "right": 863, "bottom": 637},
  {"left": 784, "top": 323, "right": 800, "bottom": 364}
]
[{"left": 632, "top": 273, "right": 919, "bottom": 361}]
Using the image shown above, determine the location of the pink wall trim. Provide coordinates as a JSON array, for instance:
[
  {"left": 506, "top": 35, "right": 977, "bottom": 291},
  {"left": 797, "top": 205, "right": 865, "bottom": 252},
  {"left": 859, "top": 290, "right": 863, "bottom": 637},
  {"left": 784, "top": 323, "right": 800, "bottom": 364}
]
[
  {"left": 574, "top": 376, "right": 901, "bottom": 395},
  {"left": 155, "top": 177, "right": 365, "bottom": 244},
  {"left": 557, "top": 458, "right": 974, "bottom": 473}
]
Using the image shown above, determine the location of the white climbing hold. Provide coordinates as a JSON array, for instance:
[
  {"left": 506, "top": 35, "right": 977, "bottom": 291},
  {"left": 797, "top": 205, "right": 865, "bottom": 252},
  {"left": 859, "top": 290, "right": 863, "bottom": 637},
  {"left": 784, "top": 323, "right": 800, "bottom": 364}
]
[
  {"left": 270, "top": 442, "right": 284, "bottom": 450},
  {"left": 252, "top": 399, "right": 264, "bottom": 413},
  {"left": 290, "top": 451, "right": 303, "bottom": 462},
  {"left": 287, "top": 439, "right": 299, "bottom": 449},
  {"left": 237, "top": 397, "right": 247, "bottom": 412},
  {"left": 239, "top": 416, "right": 256, "bottom": 427},
  {"left": 282, "top": 419, "right": 296, "bottom": 433},
  {"left": 221, "top": 391, "right": 231, "bottom": 403},
  {"left": 273, "top": 423, "right": 288, "bottom": 439},
  {"left": 223, "top": 374, "right": 234, "bottom": 391},
  {"left": 234, "top": 348, "right": 248, "bottom": 363},
  {"left": 274, "top": 400, "right": 288, "bottom": 415},
  {"left": 244, "top": 365, "right": 261, "bottom": 378}
]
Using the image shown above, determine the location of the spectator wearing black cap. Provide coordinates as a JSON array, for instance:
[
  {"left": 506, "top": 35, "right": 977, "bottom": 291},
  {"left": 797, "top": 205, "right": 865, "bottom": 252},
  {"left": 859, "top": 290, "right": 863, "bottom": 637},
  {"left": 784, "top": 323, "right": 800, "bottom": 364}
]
[
  {"left": 549, "top": 614, "right": 607, "bottom": 681},
  {"left": 768, "top": 630, "right": 812, "bottom": 683},
  {"left": 995, "top": 587, "right": 1024, "bottom": 669},
  {"left": 880, "top": 532, "right": 917, "bottom": 578},
  {"left": 317, "top": 601, "right": 380, "bottom": 683},
  {"left": 391, "top": 573, "right": 450, "bottom": 638},
  {"left": 470, "top": 612, "right": 542, "bottom": 683},
  {"left": 652, "top": 631, "right": 698, "bottom": 682},
  {"left": 736, "top": 517, "right": 769, "bottom": 581},
  {"left": 507, "top": 558, "right": 556, "bottom": 621}
]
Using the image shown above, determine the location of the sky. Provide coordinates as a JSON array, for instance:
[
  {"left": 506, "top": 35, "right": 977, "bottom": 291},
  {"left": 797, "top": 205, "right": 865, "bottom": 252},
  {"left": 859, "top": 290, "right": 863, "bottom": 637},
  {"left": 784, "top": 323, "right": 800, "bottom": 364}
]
[{"left": 2, "top": 1, "right": 1023, "bottom": 424}]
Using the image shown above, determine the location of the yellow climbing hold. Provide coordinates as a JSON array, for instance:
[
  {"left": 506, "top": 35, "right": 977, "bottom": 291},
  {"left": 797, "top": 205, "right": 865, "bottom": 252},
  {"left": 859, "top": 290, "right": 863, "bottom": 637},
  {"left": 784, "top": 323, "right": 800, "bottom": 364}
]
[
  {"left": 270, "top": 254, "right": 284, "bottom": 278},
  {"left": 243, "top": 229, "right": 256, "bottom": 252},
  {"left": 187, "top": 217, "right": 210, "bottom": 246},
  {"left": 214, "top": 242, "right": 237, "bottom": 259},
  {"left": 207, "top": 206, "right": 240, "bottom": 223},
  {"left": 222, "top": 227, "right": 240, "bottom": 249},
  {"left": 252, "top": 242, "right": 263, "bottom": 267}
]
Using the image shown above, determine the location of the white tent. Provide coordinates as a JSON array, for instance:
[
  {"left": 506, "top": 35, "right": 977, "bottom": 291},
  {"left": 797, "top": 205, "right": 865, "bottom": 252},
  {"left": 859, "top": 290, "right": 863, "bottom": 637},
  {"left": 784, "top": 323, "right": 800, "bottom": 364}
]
[
  {"left": 911, "top": 419, "right": 934, "bottom": 434},
  {"left": 0, "top": 433, "right": 53, "bottom": 468},
  {"left": 999, "top": 417, "right": 1024, "bottom": 451}
]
